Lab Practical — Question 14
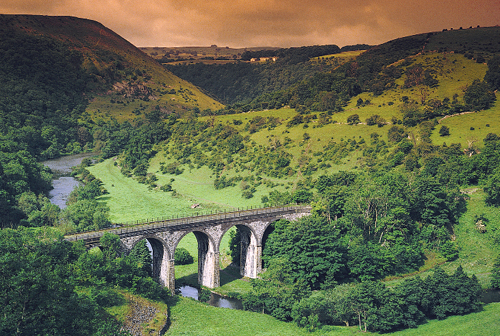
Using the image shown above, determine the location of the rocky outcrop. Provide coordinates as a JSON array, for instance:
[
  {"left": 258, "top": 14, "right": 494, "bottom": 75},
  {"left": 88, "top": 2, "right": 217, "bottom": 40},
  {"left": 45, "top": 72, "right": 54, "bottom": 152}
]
[
  {"left": 111, "top": 81, "right": 158, "bottom": 100},
  {"left": 122, "top": 297, "right": 165, "bottom": 336}
]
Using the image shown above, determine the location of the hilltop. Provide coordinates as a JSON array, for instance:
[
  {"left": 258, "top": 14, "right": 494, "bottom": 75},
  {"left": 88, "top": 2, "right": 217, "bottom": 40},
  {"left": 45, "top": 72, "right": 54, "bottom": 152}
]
[{"left": 0, "top": 15, "right": 223, "bottom": 121}]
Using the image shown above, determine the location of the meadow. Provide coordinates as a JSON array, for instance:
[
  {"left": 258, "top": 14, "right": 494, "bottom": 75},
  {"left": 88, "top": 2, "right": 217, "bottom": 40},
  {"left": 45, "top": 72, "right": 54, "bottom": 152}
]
[{"left": 85, "top": 48, "right": 500, "bottom": 334}]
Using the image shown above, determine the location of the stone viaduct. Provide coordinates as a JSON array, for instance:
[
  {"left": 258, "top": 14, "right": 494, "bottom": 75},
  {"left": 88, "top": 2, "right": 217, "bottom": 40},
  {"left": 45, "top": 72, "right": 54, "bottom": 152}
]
[{"left": 65, "top": 205, "right": 311, "bottom": 292}]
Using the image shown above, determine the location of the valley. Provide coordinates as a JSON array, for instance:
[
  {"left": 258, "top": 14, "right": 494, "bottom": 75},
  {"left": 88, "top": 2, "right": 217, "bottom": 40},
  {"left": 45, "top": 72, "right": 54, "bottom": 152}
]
[{"left": 1, "top": 14, "right": 500, "bottom": 336}]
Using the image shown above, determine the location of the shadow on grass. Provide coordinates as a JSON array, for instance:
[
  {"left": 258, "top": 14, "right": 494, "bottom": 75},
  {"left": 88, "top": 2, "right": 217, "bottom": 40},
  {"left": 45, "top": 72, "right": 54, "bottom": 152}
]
[
  {"left": 175, "top": 265, "right": 243, "bottom": 288},
  {"left": 220, "top": 265, "right": 243, "bottom": 286},
  {"left": 162, "top": 295, "right": 180, "bottom": 334},
  {"left": 176, "top": 272, "right": 199, "bottom": 288}
]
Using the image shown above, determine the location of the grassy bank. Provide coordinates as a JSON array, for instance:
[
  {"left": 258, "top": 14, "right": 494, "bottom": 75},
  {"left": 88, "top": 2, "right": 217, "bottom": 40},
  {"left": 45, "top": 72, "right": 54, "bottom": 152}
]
[
  {"left": 165, "top": 296, "right": 357, "bottom": 336},
  {"left": 164, "top": 296, "right": 500, "bottom": 336}
]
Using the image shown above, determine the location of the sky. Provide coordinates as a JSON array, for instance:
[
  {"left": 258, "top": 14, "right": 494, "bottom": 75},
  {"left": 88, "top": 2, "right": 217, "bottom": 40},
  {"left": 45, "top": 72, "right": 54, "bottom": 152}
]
[{"left": 1, "top": 0, "right": 498, "bottom": 48}]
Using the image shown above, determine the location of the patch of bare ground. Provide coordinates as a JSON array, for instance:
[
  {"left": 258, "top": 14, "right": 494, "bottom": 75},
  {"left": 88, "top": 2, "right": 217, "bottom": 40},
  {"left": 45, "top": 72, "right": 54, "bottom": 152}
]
[{"left": 122, "top": 296, "right": 167, "bottom": 336}]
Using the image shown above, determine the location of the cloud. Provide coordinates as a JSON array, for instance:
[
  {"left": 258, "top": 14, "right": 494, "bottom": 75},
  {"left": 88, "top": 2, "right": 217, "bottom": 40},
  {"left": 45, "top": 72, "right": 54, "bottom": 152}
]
[{"left": 1, "top": 0, "right": 498, "bottom": 47}]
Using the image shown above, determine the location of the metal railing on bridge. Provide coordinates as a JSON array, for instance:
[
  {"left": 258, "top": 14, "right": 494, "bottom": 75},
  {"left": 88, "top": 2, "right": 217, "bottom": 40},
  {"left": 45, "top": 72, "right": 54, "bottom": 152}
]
[{"left": 64, "top": 203, "right": 311, "bottom": 243}]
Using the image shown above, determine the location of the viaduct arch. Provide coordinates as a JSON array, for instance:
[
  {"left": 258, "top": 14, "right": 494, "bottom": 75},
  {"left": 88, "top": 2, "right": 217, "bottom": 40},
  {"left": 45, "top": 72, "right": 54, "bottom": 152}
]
[{"left": 66, "top": 205, "right": 311, "bottom": 292}]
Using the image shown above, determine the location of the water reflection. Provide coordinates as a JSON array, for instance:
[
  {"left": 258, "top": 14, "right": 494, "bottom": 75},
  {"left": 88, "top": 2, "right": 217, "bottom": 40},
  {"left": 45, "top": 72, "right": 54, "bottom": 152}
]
[
  {"left": 48, "top": 177, "right": 82, "bottom": 208},
  {"left": 42, "top": 153, "right": 97, "bottom": 209},
  {"left": 178, "top": 286, "right": 243, "bottom": 310}
]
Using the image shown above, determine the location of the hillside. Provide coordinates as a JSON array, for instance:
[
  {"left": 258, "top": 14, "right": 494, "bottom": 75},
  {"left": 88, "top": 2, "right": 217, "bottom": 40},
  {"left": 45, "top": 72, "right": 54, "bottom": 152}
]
[
  {"left": 0, "top": 15, "right": 223, "bottom": 121},
  {"left": 0, "top": 14, "right": 222, "bottom": 225},
  {"left": 2, "top": 16, "right": 500, "bottom": 335}
]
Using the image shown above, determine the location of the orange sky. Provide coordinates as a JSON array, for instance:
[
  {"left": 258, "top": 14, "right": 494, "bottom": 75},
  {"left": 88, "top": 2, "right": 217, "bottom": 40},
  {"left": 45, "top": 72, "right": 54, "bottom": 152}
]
[{"left": 1, "top": 0, "right": 498, "bottom": 47}]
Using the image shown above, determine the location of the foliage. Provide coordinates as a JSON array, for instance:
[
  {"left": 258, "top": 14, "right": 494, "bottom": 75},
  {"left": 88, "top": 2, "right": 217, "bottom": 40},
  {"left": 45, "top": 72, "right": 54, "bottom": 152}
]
[
  {"left": 175, "top": 247, "right": 194, "bottom": 265},
  {"left": 262, "top": 216, "right": 348, "bottom": 290},
  {"left": 485, "top": 55, "right": 500, "bottom": 90},
  {"left": 463, "top": 80, "right": 496, "bottom": 110},
  {"left": 0, "top": 227, "right": 100, "bottom": 335},
  {"left": 346, "top": 114, "right": 360, "bottom": 125},
  {"left": 128, "top": 239, "right": 153, "bottom": 275},
  {"left": 484, "top": 169, "right": 500, "bottom": 206},
  {"left": 439, "top": 125, "right": 450, "bottom": 136},
  {"left": 491, "top": 255, "right": 500, "bottom": 289}
]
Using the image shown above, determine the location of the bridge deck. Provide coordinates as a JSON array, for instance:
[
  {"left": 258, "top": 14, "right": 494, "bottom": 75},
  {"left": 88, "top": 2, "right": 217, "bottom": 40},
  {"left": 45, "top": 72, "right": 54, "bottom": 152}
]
[{"left": 64, "top": 204, "right": 311, "bottom": 245}]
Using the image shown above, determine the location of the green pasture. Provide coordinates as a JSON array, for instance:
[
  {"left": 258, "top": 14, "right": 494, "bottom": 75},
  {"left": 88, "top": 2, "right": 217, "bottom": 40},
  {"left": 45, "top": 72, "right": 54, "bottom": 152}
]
[
  {"left": 88, "top": 158, "right": 199, "bottom": 223},
  {"left": 430, "top": 95, "right": 500, "bottom": 148},
  {"left": 392, "top": 302, "right": 500, "bottom": 336},
  {"left": 164, "top": 296, "right": 500, "bottom": 335},
  {"left": 165, "top": 296, "right": 357, "bottom": 336}
]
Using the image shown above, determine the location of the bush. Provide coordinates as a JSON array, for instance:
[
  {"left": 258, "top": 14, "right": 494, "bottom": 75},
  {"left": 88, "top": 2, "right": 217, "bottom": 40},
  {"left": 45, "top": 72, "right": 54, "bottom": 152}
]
[
  {"left": 485, "top": 170, "right": 500, "bottom": 206},
  {"left": 440, "top": 241, "right": 459, "bottom": 261},
  {"left": 89, "top": 288, "right": 125, "bottom": 307},
  {"left": 439, "top": 125, "right": 450, "bottom": 136},
  {"left": 347, "top": 114, "right": 360, "bottom": 125},
  {"left": 175, "top": 247, "right": 194, "bottom": 265}
]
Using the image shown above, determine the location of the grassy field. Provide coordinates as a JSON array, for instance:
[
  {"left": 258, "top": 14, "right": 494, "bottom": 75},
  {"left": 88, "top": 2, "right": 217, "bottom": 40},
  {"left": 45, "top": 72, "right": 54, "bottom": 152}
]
[
  {"left": 392, "top": 302, "right": 500, "bottom": 336},
  {"left": 430, "top": 96, "right": 500, "bottom": 148},
  {"left": 165, "top": 296, "right": 358, "bottom": 336},
  {"left": 163, "top": 296, "right": 500, "bottom": 335}
]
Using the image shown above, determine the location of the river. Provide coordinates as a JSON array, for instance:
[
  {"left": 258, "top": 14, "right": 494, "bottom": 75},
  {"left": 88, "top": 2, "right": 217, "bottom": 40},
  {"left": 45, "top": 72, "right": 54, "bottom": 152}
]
[
  {"left": 42, "top": 153, "right": 97, "bottom": 209},
  {"left": 178, "top": 285, "right": 244, "bottom": 310}
]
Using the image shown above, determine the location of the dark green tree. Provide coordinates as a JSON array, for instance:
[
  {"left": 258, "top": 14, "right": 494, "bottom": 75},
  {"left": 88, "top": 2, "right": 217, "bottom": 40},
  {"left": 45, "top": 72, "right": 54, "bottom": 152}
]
[
  {"left": 128, "top": 240, "right": 153, "bottom": 276},
  {"left": 491, "top": 255, "right": 500, "bottom": 289},
  {"left": 484, "top": 169, "right": 500, "bottom": 206},
  {"left": 262, "top": 216, "right": 348, "bottom": 290},
  {"left": 0, "top": 227, "right": 99, "bottom": 336},
  {"left": 439, "top": 125, "right": 450, "bottom": 136},
  {"left": 485, "top": 55, "right": 500, "bottom": 90},
  {"left": 347, "top": 114, "right": 360, "bottom": 125},
  {"left": 464, "top": 80, "right": 496, "bottom": 110}
]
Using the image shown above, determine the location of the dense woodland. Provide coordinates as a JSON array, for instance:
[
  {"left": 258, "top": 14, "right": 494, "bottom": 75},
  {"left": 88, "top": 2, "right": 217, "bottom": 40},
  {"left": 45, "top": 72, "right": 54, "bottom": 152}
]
[{"left": 2, "top": 18, "right": 500, "bottom": 335}]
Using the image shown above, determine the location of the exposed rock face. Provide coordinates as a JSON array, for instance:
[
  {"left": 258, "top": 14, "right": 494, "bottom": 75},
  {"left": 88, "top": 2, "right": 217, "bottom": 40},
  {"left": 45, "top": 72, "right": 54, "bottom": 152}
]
[
  {"left": 122, "top": 298, "right": 164, "bottom": 336},
  {"left": 111, "top": 81, "right": 158, "bottom": 100}
]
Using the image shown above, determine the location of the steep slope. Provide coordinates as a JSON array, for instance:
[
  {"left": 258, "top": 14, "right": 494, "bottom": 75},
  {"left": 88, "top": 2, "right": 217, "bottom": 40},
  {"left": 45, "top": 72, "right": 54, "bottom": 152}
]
[{"left": 0, "top": 14, "right": 223, "bottom": 120}]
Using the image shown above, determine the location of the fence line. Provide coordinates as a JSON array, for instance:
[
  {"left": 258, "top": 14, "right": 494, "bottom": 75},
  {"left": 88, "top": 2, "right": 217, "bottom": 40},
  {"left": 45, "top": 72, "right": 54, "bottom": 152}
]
[{"left": 64, "top": 204, "right": 310, "bottom": 242}]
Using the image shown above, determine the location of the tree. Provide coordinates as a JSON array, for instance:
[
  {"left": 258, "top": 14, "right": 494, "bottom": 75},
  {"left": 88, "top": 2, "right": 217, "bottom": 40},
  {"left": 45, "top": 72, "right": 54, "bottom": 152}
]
[
  {"left": 485, "top": 169, "right": 500, "bottom": 206},
  {"left": 0, "top": 228, "right": 98, "bottom": 336},
  {"left": 128, "top": 240, "right": 153, "bottom": 275},
  {"left": 347, "top": 281, "right": 404, "bottom": 332},
  {"left": 491, "top": 255, "right": 500, "bottom": 289},
  {"left": 464, "top": 80, "right": 496, "bottom": 110},
  {"left": 420, "top": 267, "right": 481, "bottom": 320},
  {"left": 388, "top": 126, "right": 407, "bottom": 142},
  {"left": 174, "top": 247, "right": 194, "bottom": 265},
  {"left": 347, "top": 114, "right": 360, "bottom": 125},
  {"left": 485, "top": 55, "right": 500, "bottom": 90},
  {"left": 262, "top": 216, "right": 348, "bottom": 290},
  {"left": 100, "top": 232, "right": 122, "bottom": 261},
  {"left": 439, "top": 125, "right": 450, "bottom": 136}
]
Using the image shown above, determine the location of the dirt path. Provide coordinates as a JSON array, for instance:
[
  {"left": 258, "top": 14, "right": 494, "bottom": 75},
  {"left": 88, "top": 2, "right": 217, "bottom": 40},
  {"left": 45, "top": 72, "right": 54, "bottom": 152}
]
[{"left": 438, "top": 111, "right": 476, "bottom": 123}]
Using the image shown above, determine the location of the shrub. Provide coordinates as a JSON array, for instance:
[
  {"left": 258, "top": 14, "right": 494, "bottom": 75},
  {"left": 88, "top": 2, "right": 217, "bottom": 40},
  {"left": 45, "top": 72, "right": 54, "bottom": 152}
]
[
  {"left": 439, "top": 125, "right": 450, "bottom": 136},
  {"left": 89, "top": 288, "right": 125, "bottom": 307},
  {"left": 199, "top": 289, "right": 211, "bottom": 302},
  {"left": 347, "top": 114, "right": 360, "bottom": 125},
  {"left": 175, "top": 247, "right": 194, "bottom": 265}
]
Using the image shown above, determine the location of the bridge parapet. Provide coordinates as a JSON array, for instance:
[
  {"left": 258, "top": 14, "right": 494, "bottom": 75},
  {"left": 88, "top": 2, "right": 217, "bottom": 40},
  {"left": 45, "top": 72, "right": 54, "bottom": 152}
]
[{"left": 64, "top": 204, "right": 311, "bottom": 246}]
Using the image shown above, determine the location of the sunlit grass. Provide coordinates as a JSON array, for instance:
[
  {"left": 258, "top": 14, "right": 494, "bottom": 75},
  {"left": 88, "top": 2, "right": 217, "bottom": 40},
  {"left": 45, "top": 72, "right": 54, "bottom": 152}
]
[
  {"left": 391, "top": 303, "right": 500, "bottom": 336},
  {"left": 165, "top": 296, "right": 357, "bottom": 336}
]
